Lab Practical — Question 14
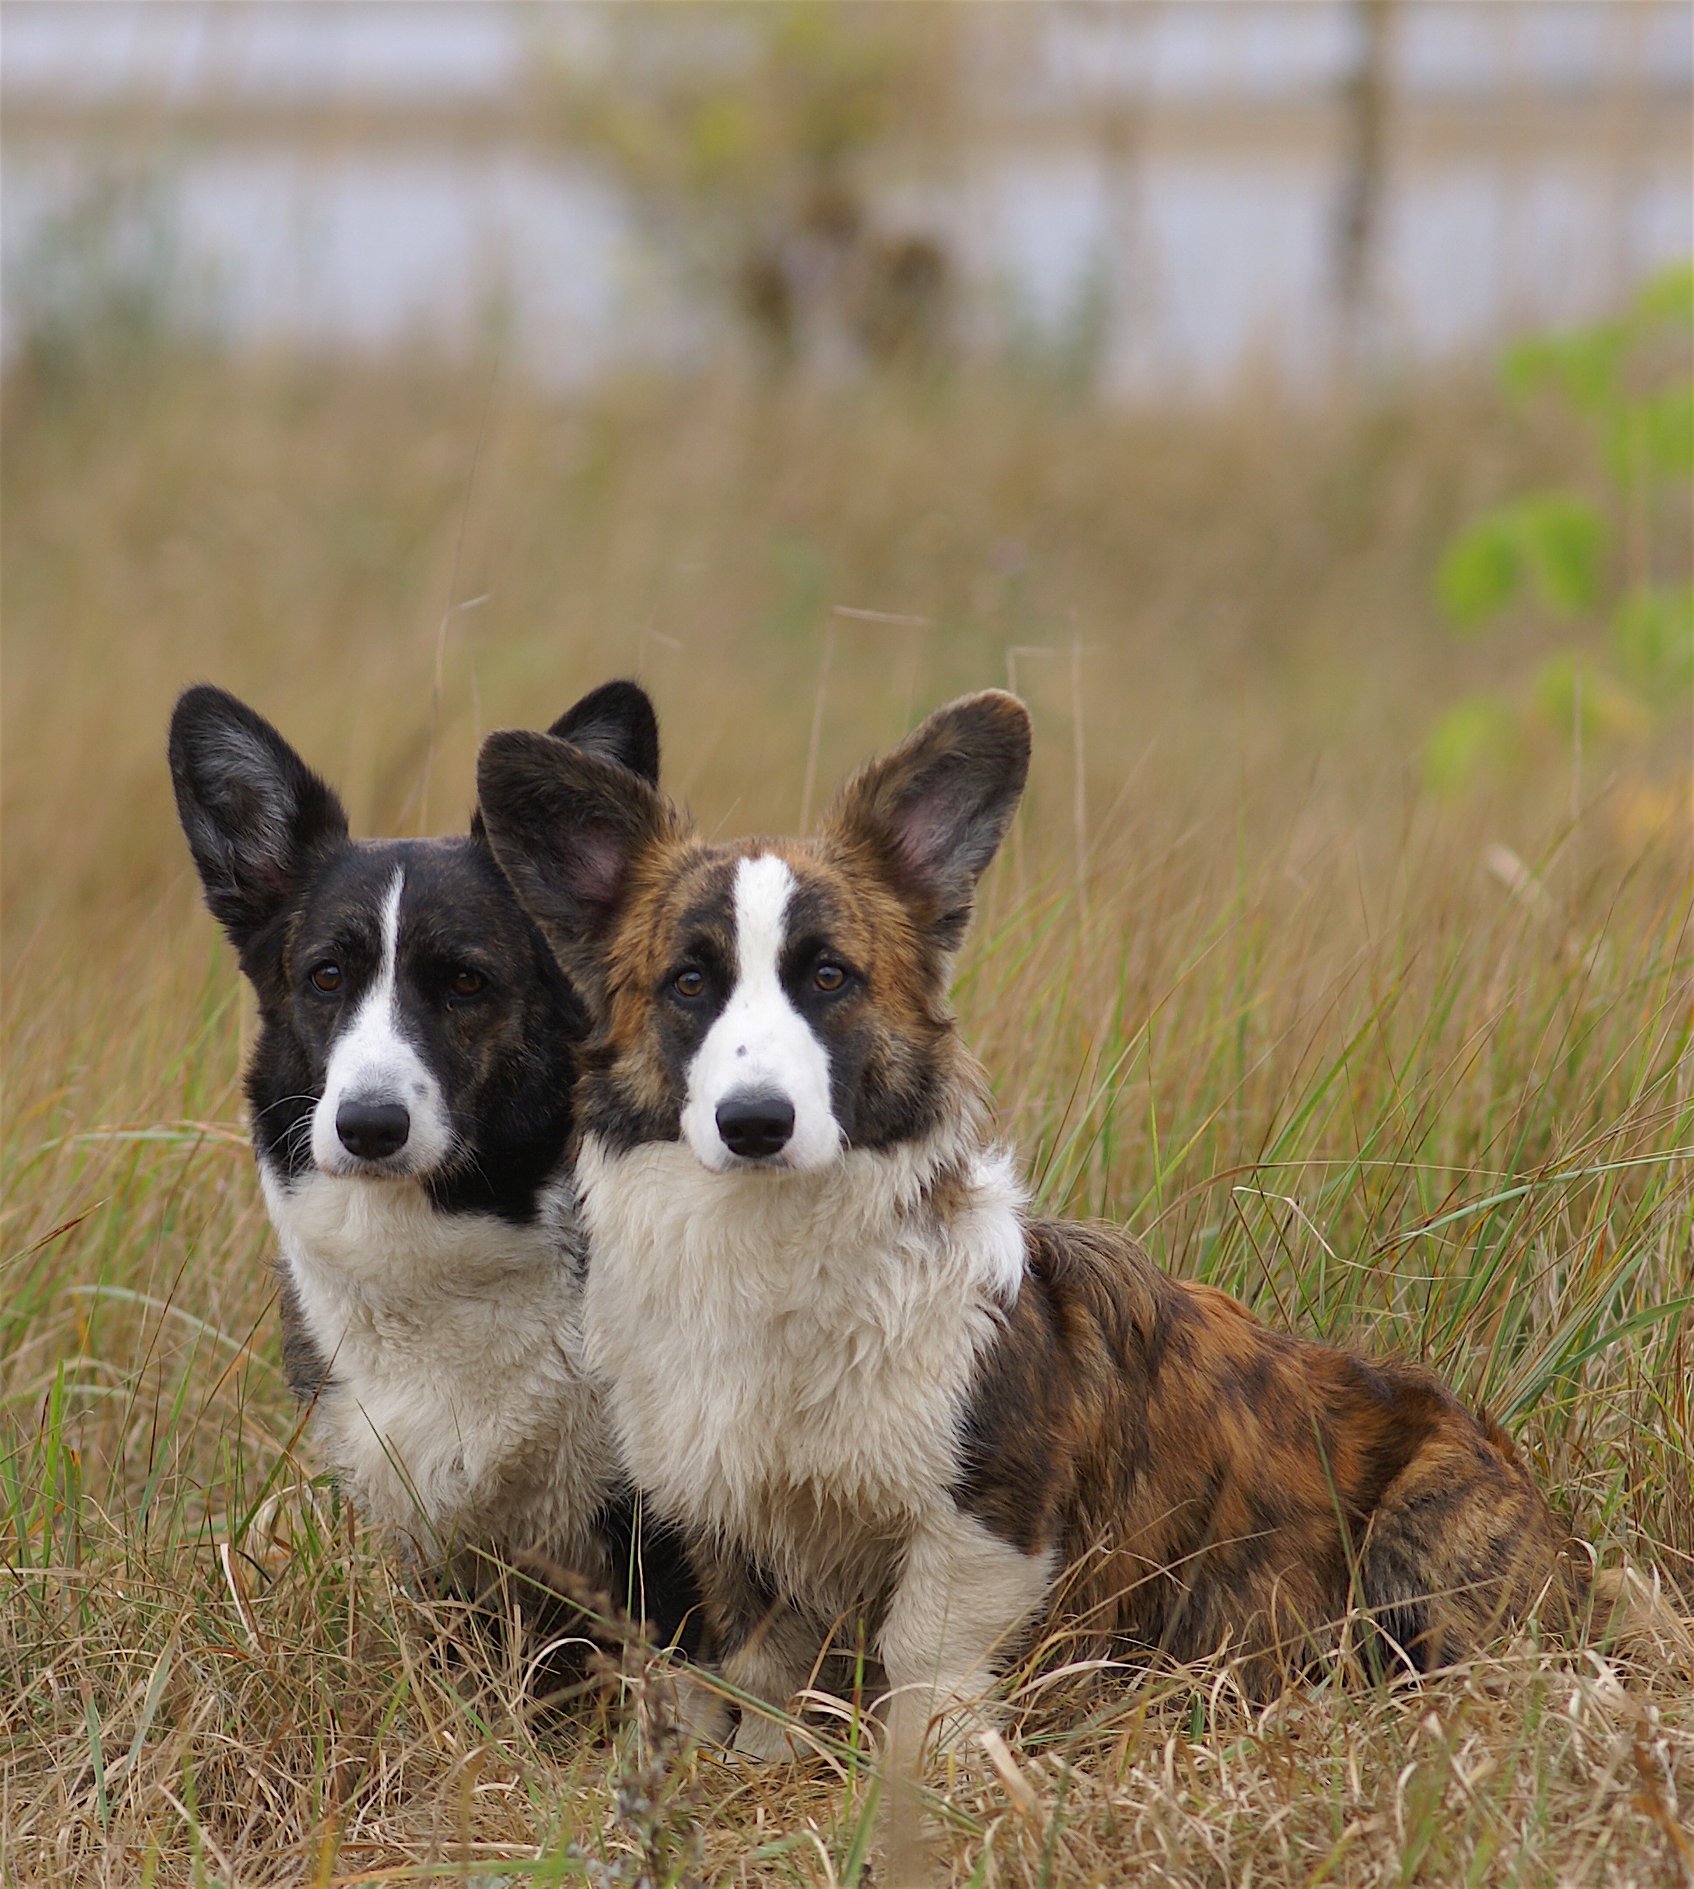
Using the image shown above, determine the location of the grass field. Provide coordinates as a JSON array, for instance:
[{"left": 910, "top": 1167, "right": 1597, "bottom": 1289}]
[{"left": 3, "top": 344, "right": 1691, "bottom": 1886}]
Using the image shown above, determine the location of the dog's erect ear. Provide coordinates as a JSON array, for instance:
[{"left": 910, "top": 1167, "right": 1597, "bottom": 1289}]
[
  {"left": 546, "top": 680, "right": 660, "bottom": 787},
  {"left": 477, "top": 729, "right": 677, "bottom": 995},
  {"left": 825, "top": 691, "right": 1031, "bottom": 951},
  {"left": 470, "top": 680, "right": 660, "bottom": 839},
  {"left": 169, "top": 685, "right": 349, "bottom": 951}
]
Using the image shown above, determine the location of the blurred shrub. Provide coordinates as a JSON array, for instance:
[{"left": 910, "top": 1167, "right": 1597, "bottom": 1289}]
[
  {"left": 1426, "top": 263, "right": 1693, "bottom": 792},
  {"left": 4, "top": 172, "right": 209, "bottom": 402},
  {"left": 536, "top": 2, "right": 964, "bottom": 373}
]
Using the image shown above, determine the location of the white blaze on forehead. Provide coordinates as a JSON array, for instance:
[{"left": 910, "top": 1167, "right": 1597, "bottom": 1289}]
[
  {"left": 735, "top": 853, "right": 793, "bottom": 993},
  {"left": 678, "top": 853, "right": 843, "bottom": 1173},
  {"left": 310, "top": 867, "right": 452, "bottom": 1175}
]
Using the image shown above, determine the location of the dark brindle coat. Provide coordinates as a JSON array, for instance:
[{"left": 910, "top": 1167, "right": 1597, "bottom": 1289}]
[{"left": 477, "top": 691, "right": 1584, "bottom": 1758}]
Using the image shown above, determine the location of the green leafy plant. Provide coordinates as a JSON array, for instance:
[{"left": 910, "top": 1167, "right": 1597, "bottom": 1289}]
[{"left": 1426, "top": 263, "right": 1693, "bottom": 792}]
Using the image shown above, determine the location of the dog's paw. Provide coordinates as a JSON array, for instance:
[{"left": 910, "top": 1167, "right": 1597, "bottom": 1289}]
[{"left": 650, "top": 1665, "right": 736, "bottom": 1749}]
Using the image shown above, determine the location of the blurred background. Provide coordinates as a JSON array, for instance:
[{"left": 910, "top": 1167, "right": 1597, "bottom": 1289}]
[
  {"left": 2, "top": 0, "right": 1690, "bottom": 1048},
  {"left": 4, "top": 2, "right": 1690, "bottom": 390},
  {"left": 5, "top": 2, "right": 1691, "bottom": 876}
]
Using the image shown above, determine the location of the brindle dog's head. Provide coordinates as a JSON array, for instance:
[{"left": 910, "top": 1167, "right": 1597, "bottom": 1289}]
[{"left": 477, "top": 692, "right": 1030, "bottom": 1173}]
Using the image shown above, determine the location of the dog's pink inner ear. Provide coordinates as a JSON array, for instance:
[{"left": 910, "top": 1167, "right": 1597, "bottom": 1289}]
[
  {"left": 565, "top": 824, "right": 630, "bottom": 915},
  {"left": 888, "top": 784, "right": 962, "bottom": 887}
]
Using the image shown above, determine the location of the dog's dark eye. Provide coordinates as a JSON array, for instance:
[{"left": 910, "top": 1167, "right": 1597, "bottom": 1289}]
[
  {"left": 309, "top": 961, "right": 343, "bottom": 995},
  {"left": 813, "top": 960, "right": 849, "bottom": 994},
  {"left": 449, "top": 969, "right": 487, "bottom": 999},
  {"left": 672, "top": 967, "right": 707, "bottom": 1002}
]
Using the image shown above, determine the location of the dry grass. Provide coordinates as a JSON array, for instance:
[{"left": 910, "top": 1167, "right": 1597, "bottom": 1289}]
[{"left": 2, "top": 343, "right": 1691, "bottom": 1886}]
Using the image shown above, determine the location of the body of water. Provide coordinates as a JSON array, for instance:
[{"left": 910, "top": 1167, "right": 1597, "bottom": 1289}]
[{"left": 4, "top": 1, "right": 1689, "bottom": 396}]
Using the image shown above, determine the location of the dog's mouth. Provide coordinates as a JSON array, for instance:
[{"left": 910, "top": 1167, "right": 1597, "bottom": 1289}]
[
  {"left": 315, "top": 1150, "right": 429, "bottom": 1183},
  {"left": 704, "top": 1141, "right": 846, "bottom": 1180},
  {"left": 718, "top": 1150, "right": 795, "bottom": 1173}
]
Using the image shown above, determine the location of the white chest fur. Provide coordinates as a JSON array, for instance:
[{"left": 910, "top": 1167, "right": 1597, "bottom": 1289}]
[
  {"left": 260, "top": 1166, "right": 618, "bottom": 1572},
  {"left": 575, "top": 1133, "right": 1026, "bottom": 1602}
]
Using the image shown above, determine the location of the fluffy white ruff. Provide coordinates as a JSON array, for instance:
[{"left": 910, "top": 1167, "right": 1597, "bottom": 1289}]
[
  {"left": 575, "top": 1127, "right": 1027, "bottom": 1603},
  {"left": 262, "top": 1163, "right": 618, "bottom": 1575}
]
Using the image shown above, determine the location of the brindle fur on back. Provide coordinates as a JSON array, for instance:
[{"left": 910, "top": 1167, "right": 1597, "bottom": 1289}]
[{"left": 958, "top": 1219, "right": 1581, "bottom": 1691}]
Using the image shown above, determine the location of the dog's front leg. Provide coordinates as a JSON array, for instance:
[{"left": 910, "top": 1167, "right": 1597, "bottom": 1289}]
[
  {"left": 722, "top": 1598, "right": 826, "bottom": 1760},
  {"left": 687, "top": 1553, "right": 821, "bottom": 1759},
  {"left": 876, "top": 1506, "right": 1053, "bottom": 1770}
]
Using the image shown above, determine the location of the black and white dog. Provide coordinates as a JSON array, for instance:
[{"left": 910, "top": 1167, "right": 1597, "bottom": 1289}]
[{"left": 169, "top": 680, "right": 697, "bottom": 1652}]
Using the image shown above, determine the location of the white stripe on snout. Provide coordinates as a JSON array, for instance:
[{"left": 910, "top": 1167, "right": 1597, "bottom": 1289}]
[
  {"left": 678, "top": 854, "right": 843, "bottom": 1173},
  {"left": 374, "top": 868, "right": 404, "bottom": 1009},
  {"left": 309, "top": 868, "right": 452, "bottom": 1176}
]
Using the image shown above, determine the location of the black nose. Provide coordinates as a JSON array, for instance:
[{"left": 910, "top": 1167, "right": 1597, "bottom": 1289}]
[
  {"left": 716, "top": 1092, "right": 795, "bottom": 1160},
  {"left": 335, "top": 1099, "right": 411, "bottom": 1161}
]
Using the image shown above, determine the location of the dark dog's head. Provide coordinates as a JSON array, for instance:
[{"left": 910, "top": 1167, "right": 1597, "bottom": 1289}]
[{"left": 170, "top": 681, "right": 659, "bottom": 1218}]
